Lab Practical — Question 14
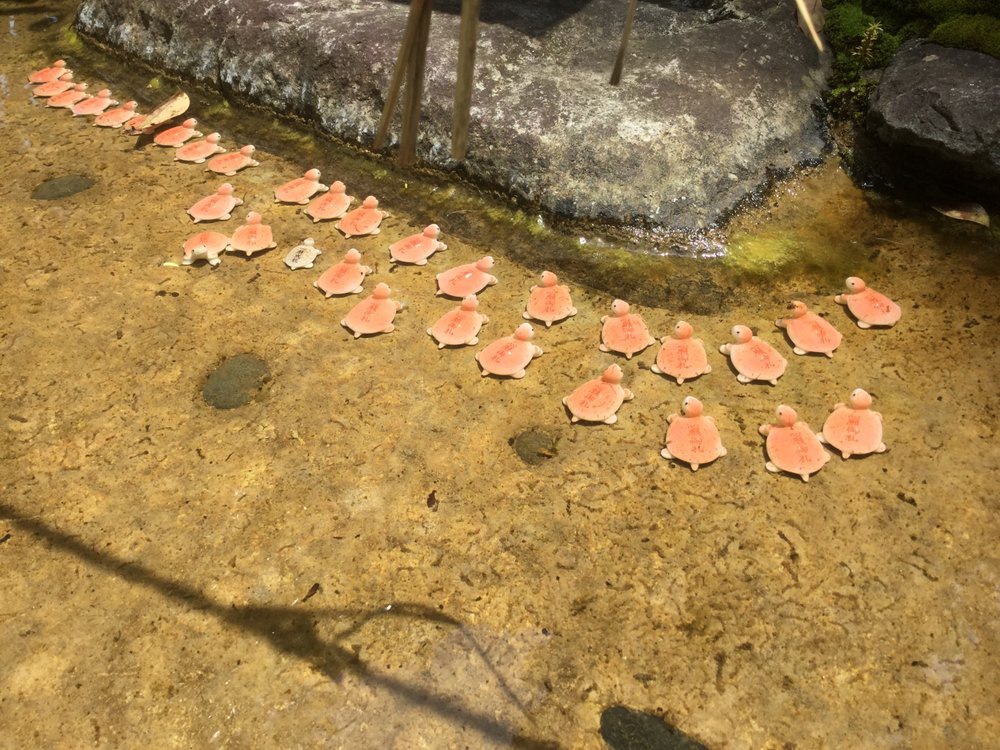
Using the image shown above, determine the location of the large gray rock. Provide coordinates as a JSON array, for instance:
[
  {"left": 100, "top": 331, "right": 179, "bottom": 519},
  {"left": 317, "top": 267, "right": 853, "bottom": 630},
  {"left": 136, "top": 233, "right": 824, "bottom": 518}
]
[
  {"left": 868, "top": 41, "right": 1000, "bottom": 194},
  {"left": 75, "top": 0, "right": 829, "bottom": 229}
]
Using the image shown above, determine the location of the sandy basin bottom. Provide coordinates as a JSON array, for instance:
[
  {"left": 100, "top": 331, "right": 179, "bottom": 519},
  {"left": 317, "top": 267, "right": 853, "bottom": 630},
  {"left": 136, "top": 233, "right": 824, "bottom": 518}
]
[{"left": 3, "top": 43, "right": 1000, "bottom": 750}]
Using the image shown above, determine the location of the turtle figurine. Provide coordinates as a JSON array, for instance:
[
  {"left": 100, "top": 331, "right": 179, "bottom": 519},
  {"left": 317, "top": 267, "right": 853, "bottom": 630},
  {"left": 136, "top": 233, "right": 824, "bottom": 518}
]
[
  {"left": 427, "top": 294, "right": 488, "bottom": 349},
  {"left": 275, "top": 168, "right": 327, "bottom": 204},
  {"left": 283, "top": 238, "right": 323, "bottom": 270},
  {"left": 599, "top": 299, "right": 656, "bottom": 359},
  {"left": 390, "top": 224, "right": 447, "bottom": 265},
  {"left": 651, "top": 320, "right": 712, "bottom": 384},
  {"left": 436, "top": 256, "right": 497, "bottom": 298},
  {"left": 306, "top": 181, "right": 353, "bottom": 222},
  {"left": 759, "top": 405, "right": 831, "bottom": 482},
  {"left": 206, "top": 145, "right": 259, "bottom": 176},
  {"left": 341, "top": 283, "right": 403, "bottom": 338},
  {"left": 562, "top": 364, "right": 634, "bottom": 425},
  {"left": 46, "top": 83, "right": 89, "bottom": 109},
  {"left": 776, "top": 300, "right": 843, "bottom": 357},
  {"left": 175, "top": 133, "right": 226, "bottom": 164},
  {"left": 33, "top": 72, "right": 77, "bottom": 98},
  {"left": 29, "top": 59, "right": 71, "bottom": 84},
  {"left": 818, "top": 388, "right": 887, "bottom": 459},
  {"left": 719, "top": 325, "right": 787, "bottom": 385},
  {"left": 475, "top": 322, "right": 542, "bottom": 379},
  {"left": 661, "top": 396, "right": 727, "bottom": 471},
  {"left": 227, "top": 212, "right": 276, "bottom": 257},
  {"left": 314, "top": 248, "right": 372, "bottom": 297},
  {"left": 154, "top": 118, "right": 202, "bottom": 147},
  {"left": 94, "top": 101, "right": 139, "bottom": 128},
  {"left": 336, "top": 196, "right": 384, "bottom": 238},
  {"left": 71, "top": 89, "right": 117, "bottom": 117},
  {"left": 187, "top": 183, "right": 243, "bottom": 223},
  {"left": 835, "top": 277, "right": 902, "bottom": 329},
  {"left": 182, "top": 231, "right": 229, "bottom": 267},
  {"left": 523, "top": 271, "right": 577, "bottom": 327}
]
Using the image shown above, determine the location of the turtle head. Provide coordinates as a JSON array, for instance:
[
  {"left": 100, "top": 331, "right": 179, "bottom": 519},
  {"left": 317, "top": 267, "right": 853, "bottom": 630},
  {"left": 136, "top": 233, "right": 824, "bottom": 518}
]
[
  {"left": 362, "top": 196, "right": 379, "bottom": 209},
  {"left": 245, "top": 211, "right": 262, "bottom": 224},
  {"left": 674, "top": 320, "right": 693, "bottom": 339},
  {"left": 775, "top": 404, "right": 797, "bottom": 426},
  {"left": 849, "top": 388, "right": 872, "bottom": 409},
  {"left": 96, "top": 88, "right": 112, "bottom": 98},
  {"left": 344, "top": 248, "right": 362, "bottom": 264},
  {"left": 423, "top": 224, "right": 440, "bottom": 238},
  {"left": 786, "top": 300, "right": 808, "bottom": 317},
  {"left": 240, "top": 144, "right": 256, "bottom": 155},
  {"left": 372, "top": 282, "right": 391, "bottom": 300},
  {"left": 513, "top": 323, "right": 534, "bottom": 341},
  {"left": 74, "top": 83, "right": 88, "bottom": 91},
  {"left": 476, "top": 256, "right": 495, "bottom": 271},
  {"left": 731, "top": 325, "right": 752, "bottom": 343},
  {"left": 61, "top": 72, "right": 74, "bottom": 82},
  {"left": 331, "top": 180, "right": 346, "bottom": 193},
  {"left": 540, "top": 270, "right": 558, "bottom": 287},
  {"left": 217, "top": 183, "right": 235, "bottom": 195},
  {"left": 460, "top": 294, "right": 478, "bottom": 312},
  {"left": 206, "top": 132, "right": 222, "bottom": 143},
  {"left": 53, "top": 60, "right": 66, "bottom": 67},
  {"left": 303, "top": 238, "right": 315, "bottom": 247},
  {"left": 601, "top": 364, "right": 623, "bottom": 384},
  {"left": 682, "top": 396, "right": 703, "bottom": 417},
  {"left": 304, "top": 168, "right": 321, "bottom": 180},
  {"left": 611, "top": 299, "right": 630, "bottom": 317},
  {"left": 845, "top": 276, "right": 866, "bottom": 293},
  {"left": 182, "top": 117, "right": 197, "bottom": 128},
  {"left": 123, "top": 101, "right": 138, "bottom": 111}
]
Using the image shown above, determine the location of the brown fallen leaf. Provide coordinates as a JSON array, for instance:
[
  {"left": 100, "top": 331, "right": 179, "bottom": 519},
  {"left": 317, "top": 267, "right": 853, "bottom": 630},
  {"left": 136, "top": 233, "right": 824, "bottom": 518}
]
[
  {"left": 932, "top": 202, "right": 991, "bottom": 227},
  {"left": 124, "top": 91, "right": 190, "bottom": 135}
]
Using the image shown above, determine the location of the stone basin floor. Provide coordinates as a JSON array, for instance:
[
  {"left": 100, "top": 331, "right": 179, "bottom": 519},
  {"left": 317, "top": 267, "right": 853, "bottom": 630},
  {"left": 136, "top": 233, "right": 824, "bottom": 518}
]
[{"left": 2, "top": 10, "right": 1000, "bottom": 750}]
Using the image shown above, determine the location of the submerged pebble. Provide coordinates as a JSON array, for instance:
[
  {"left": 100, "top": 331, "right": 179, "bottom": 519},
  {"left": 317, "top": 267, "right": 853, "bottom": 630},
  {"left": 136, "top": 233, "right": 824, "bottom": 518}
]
[
  {"left": 599, "top": 706, "right": 709, "bottom": 750},
  {"left": 202, "top": 354, "right": 271, "bottom": 409},
  {"left": 31, "top": 174, "right": 93, "bottom": 200}
]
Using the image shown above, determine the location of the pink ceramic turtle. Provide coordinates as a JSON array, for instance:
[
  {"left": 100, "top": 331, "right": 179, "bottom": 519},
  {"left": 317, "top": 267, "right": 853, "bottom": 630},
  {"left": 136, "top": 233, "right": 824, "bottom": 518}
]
[
  {"left": 29, "top": 60, "right": 70, "bottom": 84},
  {"left": 306, "top": 181, "right": 353, "bottom": 222},
  {"left": 651, "top": 320, "right": 712, "bottom": 384},
  {"left": 436, "top": 256, "right": 497, "bottom": 298},
  {"left": 562, "top": 364, "right": 634, "bottom": 424},
  {"left": 719, "top": 325, "right": 787, "bottom": 385},
  {"left": 523, "top": 271, "right": 577, "bottom": 327},
  {"left": 206, "top": 145, "right": 259, "bottom": 176},
  {"left": 175, "top": 133, "right": 225, "bottom": 163},
  {"left": 46, "top": 83, "right": 88, "bottom": 109},
  {"left": 759, "top": 405, "right": 831, "bottom": 482},
  {"left": 835, "top": 277, "right": 901, "bottom": 329},
  {"left": 599, "top": 299, "right": 656, "bottom": 359},
  {"left": 390, "top": 224, "right": 447, "bottom": 265},
  {"left": 71, "top": 89, "right": 117, "bottom": 117},
  {"left": 427, "top": 294, "right": 488, "bottom": 348},
  {"left": 94, "top": 101, "right": 139, "bottom": 128},
  {"left": 33, "top": 72, "right": 76, "bottom": 98},
  {"left": 314, "top": 248, "right": 372, "bottom": 297},
  {"left": 227, "top": 212, "right": 276, "bottom": 257},
  {"left": 475, "top": 323, "right": 542, "bottom": 379},
  {"left": 275, "top": 168, "right": 327, "bottom": 204},
  {"left": 187, "top": 183, "right": 243, "bottom": 223},
  {"left": 123, "top": 114, "right": 147, "bottom": 133},
  {"left": 341, "top": 283, "right": 403, "bottom": 338},
  {"left": 182, "top": 231, "right": 229, "bottom": 267},
  {"left": 776, "top": 300, "right": 843, "bottom": 357},
  {"left": 818, "top": 388, "right": 887, "bottom": 459},
  {"left": 154, "top": 118, "right": 202, "bottom": 147},
  {"left": 337, "top": 196, "right": 384, "bottom": 238},
  {"left": 661, "top": 396, "right": 727, "bottom": 471}
]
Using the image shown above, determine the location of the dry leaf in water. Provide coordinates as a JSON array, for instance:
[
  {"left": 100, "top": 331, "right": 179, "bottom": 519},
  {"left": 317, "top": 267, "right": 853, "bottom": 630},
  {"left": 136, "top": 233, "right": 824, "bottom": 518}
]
[
  {"left": 124, "top": 92, "right": 190, "bottom": 135},
  {"left": 932, "top": 202, "right": 991, "bottom": 227}
]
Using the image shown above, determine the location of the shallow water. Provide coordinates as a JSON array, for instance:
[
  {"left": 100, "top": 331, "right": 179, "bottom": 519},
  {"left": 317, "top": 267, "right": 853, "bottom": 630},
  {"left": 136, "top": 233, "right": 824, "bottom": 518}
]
[{"left": 2, "top": 4, "right": 999, "bottom": 749}]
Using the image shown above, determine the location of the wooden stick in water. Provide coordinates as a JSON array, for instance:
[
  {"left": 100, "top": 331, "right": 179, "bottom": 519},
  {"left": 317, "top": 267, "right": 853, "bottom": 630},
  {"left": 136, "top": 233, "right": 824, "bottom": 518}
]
[
  {"left": 399, "top": 0, "right": 432, "bottom": 166},
  {"left": 375, "top": 0, "right": 427, "bottom": 150},
  {"left": 610, "top": 0, "right": 638, "bottom": 86},
  {"left": 451, "top": 0, "right": 480, "bottom": 161}
]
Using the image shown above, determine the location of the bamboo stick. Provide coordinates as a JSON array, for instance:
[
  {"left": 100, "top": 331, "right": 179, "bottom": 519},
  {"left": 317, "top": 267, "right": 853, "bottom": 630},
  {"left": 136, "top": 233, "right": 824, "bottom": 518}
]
[
  {"left": 399, "top": 0, "right": 432, "bottom": 166},
  {"left": 451, "top": 0, "right": 480, "bottom": 161},
  {"left": 375, "top": 0, "right": 427, "bottom": 150},
  {"left": 610, "top": 0, "right": 638, "bottom": 86}
]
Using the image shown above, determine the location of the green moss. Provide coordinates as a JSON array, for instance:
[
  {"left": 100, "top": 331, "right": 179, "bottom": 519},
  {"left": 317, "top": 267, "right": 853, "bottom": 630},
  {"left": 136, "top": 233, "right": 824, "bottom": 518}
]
[
  {"left": 918, "top": 0, "right": 996, "bottom": 22},
  {"left": 825, "top": 4, "right": 874, "bottom": 50},
  {"left": 930, "top": 14, "right": 1000, "bottom": 58}
]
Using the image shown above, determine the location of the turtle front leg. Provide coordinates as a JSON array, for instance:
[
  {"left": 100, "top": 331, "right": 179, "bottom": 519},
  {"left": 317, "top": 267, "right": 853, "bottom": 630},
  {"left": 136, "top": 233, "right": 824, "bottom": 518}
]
[
  {"left": 759, "top": 424, "right": 772, "bottom": 436},
  {"left": 532, "top": 346, "right": 543, "bottom": 357},
  {"left": 799, "top": 472, "right": 810, "bottom": 482},
  {"left": 835, "top": 293, "right": 846, "bottom": 305},
  {"left": 793, "top": 346, "right": 806, "bottom": 355},
  {"left": 604, "top": 414, "right": 618, "bottom": 425},
  {"left": 719, "top": 343, "right": 732, "bottom": 355},
  {"left": 623, "top": 389, "right": 634, "bottom": 401},
  {"left": 512, "top": 369, "right": 526, "bottom": 379},
  {"left": 467, "top": 336, "right": 479, "bottom": 346},
  {"left": 650, "top": 363, "right": 662, "bottom": 374},
  {"left": 690, "top": 463, "right": 699, "bottom": 471},
  {"left": 857, "top": 320, "right": 871, "bottom": 329},
  {"left": 599, "top": 344, "right": 610, "bottom": 353},
  {"left": 736, "top": 374, "right": 751, "bottom": 384},
  {"left": 775, "top": 318, "right": 787, "bottom": 329},
  {"left": 877, "top": 442, "right": 887, "bottom": 453},
  {"left": 765, "top": 461, "right": 779, "bottom": 474},
  {"left": 660, "top": 448, "right": 673, "bottom": 460},
  {"left": 383, "top": 324, "right": 395, "bottom": 334}
]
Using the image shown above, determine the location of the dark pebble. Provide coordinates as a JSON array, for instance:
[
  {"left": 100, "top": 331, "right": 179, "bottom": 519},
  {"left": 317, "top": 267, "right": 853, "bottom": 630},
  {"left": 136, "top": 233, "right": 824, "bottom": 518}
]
[{"left": 202, "top": 353, "right": 271, "bottom": 409}]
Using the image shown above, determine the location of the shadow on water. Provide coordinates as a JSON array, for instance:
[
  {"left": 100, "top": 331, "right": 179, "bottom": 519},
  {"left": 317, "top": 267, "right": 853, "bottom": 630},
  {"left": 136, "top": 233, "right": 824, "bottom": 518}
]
[{"left": 0, "top": 502, "right": 559, "bottom": 750}]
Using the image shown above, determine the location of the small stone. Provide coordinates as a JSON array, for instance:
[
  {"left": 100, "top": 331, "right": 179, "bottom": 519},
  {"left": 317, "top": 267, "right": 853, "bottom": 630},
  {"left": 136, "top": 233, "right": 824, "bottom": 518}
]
[
  {"left": 599, "top": 705, "right": 709, "bottom": 750},
  {"left": 510, "top": 430, "right": 557, "bottom": 465},
  {"left": 32, "top": 175, "right": 94, "bottom": 200},
  {"left": 202, "top": 354, "right": 270, "bottom": 409}
]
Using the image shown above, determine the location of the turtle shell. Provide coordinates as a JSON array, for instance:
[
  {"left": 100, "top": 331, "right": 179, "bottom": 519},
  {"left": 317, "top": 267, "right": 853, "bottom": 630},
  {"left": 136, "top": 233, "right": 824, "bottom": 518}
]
[
  {"left": 71, "top": 90, "right": 116, "bottom": 117},
  {"left": 665, "top": 415, "right": 725, "bottom": 469},
  {"left": 175, "top": 135, "right": 225, "bottom": 163},
  {"left": 154, "top": 119, "right": 201, "bottom": 147},
  {"left": 728, "top": 337, "right": 787, "bottom": 383},
  {"left": 525, "top": 284, "right": 575, "bottom": 326},
  {"left": 390, "top": 226, "right": 445, "bottom": 264},
  {"left": 845, "top": 287, "right": 901, "bottom": 327},
  {"left": 228, "top": 215, "right": 275, "bottom": 256},
  {"left": 437, "top": 262, "right": 495, "bottom": 298},
  {"left": 94, "top": 102, "right": 138, "bottom": 128},
  {"left": 785, "top": 312, "right": 842, "bottom": 355},
  {"left": 342, "top": 295, "right": 399, "bottom": 336},
  {"left": 337, "top": 200, "right": 384, "bottom": 238},
  {"left": 33, "top": 76, "right": 76, "bottom": 97},
  {"left": 477, "top": 336, "right": 536, "bottom": 377},
  {"left": 822, "top": 406, "right": 884, "bottom": 458},
  {"left": 428, "top": 305, "right": 484, "bottom": 347},
  {"left": 654, "top": 337, "right": 710, "bottom": 383},
  {"left": 46, "top": 84, "right": 88, "bottom": 108},
  {"left": 601, "top": 314, "right": 654, "bottom": 359},
  {"left": 206, "top": 147, "right": 258, "bottom": 176},
  {"left": 564, "top": 379, "right": 626, "bottom": 423},
  {"left": 29, "top": 61, "right": 70, "bottom": 84},
  {"left": 306, "top": 189, "right": 352, "bottom": 222},
  {"left": 275, "top": 172, "right": 326, "bottom": 204},
  {"left": 314, "top": 254, "right": 370, "bottom": 297},
  {"left": 182, "top": 231, "right": 229, "bottom": 265},
  {"left": 765, "top": 422, "right": 829, "bottom": 478},
  {"left": 187, "top": 186, "right": 242, "bottom": 223}
]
